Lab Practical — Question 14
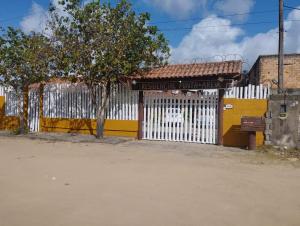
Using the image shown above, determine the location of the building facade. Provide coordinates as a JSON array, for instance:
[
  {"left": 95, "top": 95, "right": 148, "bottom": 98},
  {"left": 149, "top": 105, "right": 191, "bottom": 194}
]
[{"left": 248, "top": 54, "right": 300, "bottom": 91}]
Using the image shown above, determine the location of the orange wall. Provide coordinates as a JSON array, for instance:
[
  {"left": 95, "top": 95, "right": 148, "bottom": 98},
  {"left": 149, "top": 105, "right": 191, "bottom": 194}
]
[
  {"left": 40, "top": 118, "right": 139, "bottom": 138},
  {"left": 223, "top": 98, "right": 267, "bottom": 148}
]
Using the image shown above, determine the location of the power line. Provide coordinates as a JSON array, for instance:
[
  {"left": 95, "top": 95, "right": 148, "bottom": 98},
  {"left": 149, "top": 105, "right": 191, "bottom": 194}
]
[
  {"left": 0, "top": 5, "right": 298, "bottom": 28},
  {"left": 0, "top": 7, "right": 294, "bottom": 25},
  {"left": 159, "top": 19, "right": 300, "bottom": 32},
  {"left": 149, "top": 9, "right": 281, "bottom": 25}
]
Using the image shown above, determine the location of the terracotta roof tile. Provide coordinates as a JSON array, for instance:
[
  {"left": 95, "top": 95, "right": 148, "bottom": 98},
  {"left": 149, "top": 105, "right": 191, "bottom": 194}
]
[{"left": 139, "top": 60, "right": 242, "bottom": 80}]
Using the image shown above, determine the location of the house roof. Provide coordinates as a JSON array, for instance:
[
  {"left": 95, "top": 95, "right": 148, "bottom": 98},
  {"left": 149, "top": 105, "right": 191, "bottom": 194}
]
[{"left": 137, "top": 60, "right": 242, "bottom": 80}]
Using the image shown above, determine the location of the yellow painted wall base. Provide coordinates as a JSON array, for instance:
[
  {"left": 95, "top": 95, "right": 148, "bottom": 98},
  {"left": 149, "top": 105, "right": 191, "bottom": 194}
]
[
  {"left": 223, "top": 99, "right": 267, "bottom": 148},
  {"left": 40, "top": 118, "right": 138, "bottom": 138},
  {"left": 1, "top": 95, "right": 138, "bottom": 137},
  {"left": 2, "top": 94, "right": 268, "bottom": 145},
  {"left": 0, "top": 96, "right": 20, "bottom": 130}
]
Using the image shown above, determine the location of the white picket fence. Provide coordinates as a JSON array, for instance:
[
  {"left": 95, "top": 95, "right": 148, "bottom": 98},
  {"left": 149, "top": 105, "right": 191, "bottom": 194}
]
[
  {"left": 5, "top": 91, "right": 20, "bottom": 116},
  {"left": 43, "top": 84, "right": 138, "bottom": 120},
  {"left": 0, "top": 84, "right": 270, "bottom": 135},
  {"left": 143, "top": 91, "right": 218, "bottom": 144},
  {"left": 225, "top": 84, "right": 270, "bottom": 99}
]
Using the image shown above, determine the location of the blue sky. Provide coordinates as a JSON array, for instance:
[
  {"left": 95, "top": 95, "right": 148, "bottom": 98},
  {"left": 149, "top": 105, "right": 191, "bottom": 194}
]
[{"left": 1, "top": 0, "right": 300, "bottom": 67}]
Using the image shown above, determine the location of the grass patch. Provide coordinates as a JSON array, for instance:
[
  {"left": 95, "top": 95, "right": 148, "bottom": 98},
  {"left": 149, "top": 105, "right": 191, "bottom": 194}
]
[{"left": 257, "top": 145, "right": 300, "bottom": 160}]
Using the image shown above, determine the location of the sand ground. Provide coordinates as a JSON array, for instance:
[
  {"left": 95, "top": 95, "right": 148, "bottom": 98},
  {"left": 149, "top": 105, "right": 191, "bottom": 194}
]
[{"left": 0, "top": 136, "right": 300, "bottom": 226}]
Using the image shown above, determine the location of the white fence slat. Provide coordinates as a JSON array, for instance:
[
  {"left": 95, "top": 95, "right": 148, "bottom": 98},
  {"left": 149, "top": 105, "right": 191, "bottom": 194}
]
[
  {"left": 196, "top": 98, "right": 201, "bottom": 142},
  {"left": 210, "top": 95, "right": 215, "bottom": 144},
  {"left": 245, "top": 86, "right": 248, "bottom": 99},
  {"left": 153, "top": 95, "right": 158, "bottom": 140},
  {"left": 224, "top": 84, "right": 270, "bottom": 99},
  {"left": 172, "top": 97, "right": 176, "bottom": 141},
  {"left": 192, "top": 99, "right": 197, "bottom": 142},
  {"left": 248, "top": 85, "right": 252, "bottom": 99},
  {"left": 251, "top": 85, "right": 255, "bottom": 99},
  {"left": 147, "top": 95, "right": 151, "bottom": 139},
  {"left": 157, "top": 97, "right": 161, "bottom": 140},
  {"left": 188, "top": 98, "right": 192, "bottom": 142},
  {"left": 143, "top": 94, "right": 147, "bottom": 139},
  {"left": 240, "top": 87, "right": 243, "bottom": 99},
  {"left": 150, "top": 96, "right": 154, "bottom": 140},
  {"left": 214, "top": 92, "right": 218, "bottom": 143}
]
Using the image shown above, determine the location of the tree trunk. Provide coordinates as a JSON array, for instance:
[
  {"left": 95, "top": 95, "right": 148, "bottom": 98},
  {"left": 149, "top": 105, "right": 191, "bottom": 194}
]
[
  {"left": 17, "top": 92, "right": 26, "bottom": 134},
  {"left": 17, "top": 88, "right": 29, "bottom": 134},
  {"left": 96, "top": 82, "right": 110, "bottom": 139}
]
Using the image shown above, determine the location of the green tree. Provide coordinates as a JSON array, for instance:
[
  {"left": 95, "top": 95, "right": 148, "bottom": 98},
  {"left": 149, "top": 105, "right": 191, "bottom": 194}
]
[
  {"left": 49, "top": 0, "right": 170, "bottom": 138},
  {"left": 0, "top": 28, "right": 53, "bottom": 134}
]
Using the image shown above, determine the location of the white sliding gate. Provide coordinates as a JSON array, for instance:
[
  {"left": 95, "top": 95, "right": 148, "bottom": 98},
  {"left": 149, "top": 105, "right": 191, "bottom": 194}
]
[{"left": 143, "top": 91, "right": 218, "bottom": 144}]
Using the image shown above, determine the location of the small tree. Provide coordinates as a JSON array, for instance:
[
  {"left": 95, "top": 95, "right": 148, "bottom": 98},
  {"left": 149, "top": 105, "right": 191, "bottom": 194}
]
[
  {"left": 49, "top": 0, "right": 170, "bottom": 138},
  {"left": 0, "top": 28, "right": 53, "bottom": 133}
]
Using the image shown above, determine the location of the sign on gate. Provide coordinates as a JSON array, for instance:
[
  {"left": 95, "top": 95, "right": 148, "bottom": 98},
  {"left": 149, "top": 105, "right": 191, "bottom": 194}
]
[{"left": 165, "top": 108, "right": 183, "bottom": 123}]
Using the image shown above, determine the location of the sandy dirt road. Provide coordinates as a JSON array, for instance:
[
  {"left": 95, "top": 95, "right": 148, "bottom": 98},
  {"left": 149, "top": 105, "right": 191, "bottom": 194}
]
[{"left": 0, "top": 136, "right": 299, "bottom": 226}]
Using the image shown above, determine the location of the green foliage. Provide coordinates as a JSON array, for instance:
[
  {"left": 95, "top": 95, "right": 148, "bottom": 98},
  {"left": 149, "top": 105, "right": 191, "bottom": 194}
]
[
  {"left": 11, "top": 125, "right": 29, "bottom": 135},
  {"left": 48, "top": 0, "right": 170, "bottom": 138},
  {"left": 0, "top": 27, "right": 53, "bottom": 93},
  {"left": 0, "top": 1, "right": 169, "bottom": 137},
  {"left": 0, "top": 27, "right": 53, "bottom": 134},
  {"left": 49, "top": 0, "right": 170, "bottom": 86}
]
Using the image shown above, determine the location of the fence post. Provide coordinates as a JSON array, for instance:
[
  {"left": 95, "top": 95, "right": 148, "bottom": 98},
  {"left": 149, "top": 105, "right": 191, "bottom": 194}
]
[
  {"left": 218, "top": 89, "right": 224, "bottom": 145},
  {"left": 23, "top": 87, "right": 29, "bottom": 131},
  {"left": 39, "top": 84, "right": 44, "bottom": 132},
  {"left": 138, "top": 91, "right": 144, "bottom": 140}
]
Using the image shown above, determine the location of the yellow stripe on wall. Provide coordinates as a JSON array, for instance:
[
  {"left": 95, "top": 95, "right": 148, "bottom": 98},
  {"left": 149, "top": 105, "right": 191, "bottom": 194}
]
[{"left": 41, "top": 118, "right": 139, "bottom": 138}]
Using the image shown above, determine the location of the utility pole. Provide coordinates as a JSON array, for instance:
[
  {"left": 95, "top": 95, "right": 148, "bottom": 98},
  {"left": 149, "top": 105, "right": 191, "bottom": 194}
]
[{"left": 278, "top": 0, "right": 284, "bottom": 94}]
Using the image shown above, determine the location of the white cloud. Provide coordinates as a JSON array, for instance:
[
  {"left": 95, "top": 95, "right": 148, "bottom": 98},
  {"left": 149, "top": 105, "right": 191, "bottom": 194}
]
[
  {"left": 20, "top": 0, "right": 65, "bottom": 35},
  {"left": 171, "top": 15, "right": 244, "bottom": 61},
  {"left": 144, "top": 0, "right": 207, "bottom": 18},
  {"left": 171, "top": 7, "right": 300, "bottom": 68},
  {"left": 214, "top": 0, "right": 255, "bottom": 21},
  {"left": 20, "top": 2, "right": 48, "bottom": 34},
  {"left": 144, "top": 0, "right": 255, "bottom": 20}
]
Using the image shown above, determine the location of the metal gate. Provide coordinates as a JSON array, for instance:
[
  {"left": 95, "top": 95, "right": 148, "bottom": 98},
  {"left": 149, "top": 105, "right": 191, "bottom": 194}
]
[
  {"left": 143, "top": 91, "right": 218, "bottom": 144},
  {"left": 28, "top": 90, "right": 40, "bottom": 132}
]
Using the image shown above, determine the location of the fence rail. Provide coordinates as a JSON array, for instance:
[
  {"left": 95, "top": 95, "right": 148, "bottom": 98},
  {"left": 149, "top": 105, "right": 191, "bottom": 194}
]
[{"left": 225, "top": 84, "right": 270, "bottom": 99}]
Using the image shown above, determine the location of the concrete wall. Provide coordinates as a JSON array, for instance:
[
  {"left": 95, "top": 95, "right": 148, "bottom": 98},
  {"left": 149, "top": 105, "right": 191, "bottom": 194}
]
[
  {"left": 223, "top": 98, "right": 268, "bottom": 148},
  {"left": 265, "top": 95, "right": 300, "bottom": 149},
  {"left": 249, "top": 55, "right": 300, "bottom": 89}
]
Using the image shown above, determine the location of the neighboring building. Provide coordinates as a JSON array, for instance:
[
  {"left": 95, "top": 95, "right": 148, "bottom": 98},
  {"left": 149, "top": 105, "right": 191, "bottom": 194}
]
[{"left": 248, "top": 54, "right": 300, "bottom": 90}]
